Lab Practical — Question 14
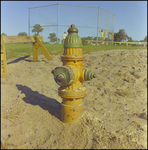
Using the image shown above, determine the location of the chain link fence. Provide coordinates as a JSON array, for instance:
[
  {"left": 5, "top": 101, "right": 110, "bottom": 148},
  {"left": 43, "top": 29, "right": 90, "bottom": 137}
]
[{"left": 28, "top": 3, "right": 115, "bottom": 44}]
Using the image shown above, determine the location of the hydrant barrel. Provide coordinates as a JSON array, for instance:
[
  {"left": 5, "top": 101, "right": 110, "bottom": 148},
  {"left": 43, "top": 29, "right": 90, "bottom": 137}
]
[{"left": 52, "top": 24, "right": 95, "bottom": 124}]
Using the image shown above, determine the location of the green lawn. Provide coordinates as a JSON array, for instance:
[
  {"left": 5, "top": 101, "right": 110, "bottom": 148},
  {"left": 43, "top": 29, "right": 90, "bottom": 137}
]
[{"left": 5, "top": 43, "right": 147, "bottom": 60}]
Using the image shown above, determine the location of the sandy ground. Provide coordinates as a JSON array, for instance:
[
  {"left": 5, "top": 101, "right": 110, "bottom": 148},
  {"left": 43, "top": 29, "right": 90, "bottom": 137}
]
[{"left": 1, "top": 49, "right": 147, "bottom": 149}]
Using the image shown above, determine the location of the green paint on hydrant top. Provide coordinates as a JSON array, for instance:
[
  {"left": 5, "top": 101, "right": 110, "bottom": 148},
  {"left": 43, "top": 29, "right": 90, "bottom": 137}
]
[{"left": 64, "top": 24, "right": 83, "bottom": 48}]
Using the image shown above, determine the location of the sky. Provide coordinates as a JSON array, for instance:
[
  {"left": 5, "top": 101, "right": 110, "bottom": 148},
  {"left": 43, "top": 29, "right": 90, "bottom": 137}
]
[{"left": 1, "top": 1, "right": 147, "bottom": 42}]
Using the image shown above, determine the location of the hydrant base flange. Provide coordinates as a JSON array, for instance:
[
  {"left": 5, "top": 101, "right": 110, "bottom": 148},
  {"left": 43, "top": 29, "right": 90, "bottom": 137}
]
[{"left": 58, "top": 87, "right": 87, "bottom": 99}]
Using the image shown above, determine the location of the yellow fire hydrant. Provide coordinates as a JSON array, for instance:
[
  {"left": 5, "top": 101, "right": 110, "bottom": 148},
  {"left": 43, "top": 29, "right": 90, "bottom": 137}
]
[{"left": 52, "top": 24, "right": 95, "bottom": 124}]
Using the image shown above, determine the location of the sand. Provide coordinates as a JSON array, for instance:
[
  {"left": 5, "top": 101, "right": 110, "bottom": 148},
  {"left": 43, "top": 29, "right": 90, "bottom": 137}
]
[{"left": 1, "top": 49, "right": 147, "bottom": 149}]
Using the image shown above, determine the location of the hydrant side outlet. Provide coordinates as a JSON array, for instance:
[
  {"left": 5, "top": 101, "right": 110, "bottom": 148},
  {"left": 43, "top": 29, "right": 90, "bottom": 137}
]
[
  {"left": 52, "top": 24, "right": 95, "bottom": 124},
  {"left": 84, "top": 69, "right": 94, "bottom": 81},
  {"left": 52, "top": 66, "right": 75, "bottom": 87}
]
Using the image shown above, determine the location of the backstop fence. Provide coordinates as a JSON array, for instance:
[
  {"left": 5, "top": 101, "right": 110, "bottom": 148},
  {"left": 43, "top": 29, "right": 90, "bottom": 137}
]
[{"left": 28, "top": 3, "right": 115, "bottom": 44}]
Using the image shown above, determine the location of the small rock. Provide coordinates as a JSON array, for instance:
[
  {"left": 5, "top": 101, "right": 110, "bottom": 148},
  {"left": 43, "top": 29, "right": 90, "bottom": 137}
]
[
  {"left": 123, "top": 78, "right": 129, "bottom": 82},
  {"left": 8, "top": 134, "right": 11, "bottom": 138},
  {"left": 138, "top": 113, "right": 147, "bottom": 120},
  {"left": 102, "top": 58, "right": 105, "bottom": 62},
  {"left": 97, "top": 87, "right": 101, "bottom": 91},
  {"left": 102, "top": 82, "right": 105, "bottom": 85},
  {"left": 104, "top": 89, "right": 107, "bottom": 94},
  {"left": 143, "top": 78, "right": 147, "bottom": 82}
]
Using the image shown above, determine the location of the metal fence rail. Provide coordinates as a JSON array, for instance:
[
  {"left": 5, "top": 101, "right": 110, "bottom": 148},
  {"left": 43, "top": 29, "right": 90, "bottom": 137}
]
[
  {"left": 85, "top": 40, "right": 147, "bottom": 47},
  {"left": 28, "top": 3, "right": 115, "bottom": 44}
]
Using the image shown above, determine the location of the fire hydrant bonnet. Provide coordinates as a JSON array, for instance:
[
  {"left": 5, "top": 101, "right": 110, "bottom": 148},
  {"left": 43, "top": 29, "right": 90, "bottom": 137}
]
[{"left": 64, "top": 24, "right": 82, "bottom": 48}]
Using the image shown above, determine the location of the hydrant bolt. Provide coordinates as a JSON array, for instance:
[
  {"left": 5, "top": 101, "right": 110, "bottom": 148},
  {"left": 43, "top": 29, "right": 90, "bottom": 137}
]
[{"left": 57, "top": 73, "right": 65, "bottom": 81}]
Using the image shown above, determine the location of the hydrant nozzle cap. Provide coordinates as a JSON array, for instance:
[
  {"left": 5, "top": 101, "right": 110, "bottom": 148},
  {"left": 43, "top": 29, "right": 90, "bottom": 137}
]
[
  {"left": 84, "top": 69, "right": 95, "bottom": 81},
  {"left": 52, "top": 66, "right": 75, "bottom": 87}
]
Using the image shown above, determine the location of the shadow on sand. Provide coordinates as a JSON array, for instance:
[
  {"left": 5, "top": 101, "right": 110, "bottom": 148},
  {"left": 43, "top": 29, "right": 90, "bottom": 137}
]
[
  {"left": 7, "top": 55, "right": 32, "bottom": 64},
  {"left": 16, "top": 84, "right": 61, "bottom": 121}
]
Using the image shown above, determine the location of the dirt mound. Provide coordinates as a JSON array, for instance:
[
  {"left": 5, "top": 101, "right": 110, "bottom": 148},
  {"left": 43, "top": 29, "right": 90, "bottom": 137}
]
[{"left": 1, "top": 49, "right": 147, "bottom": 149}]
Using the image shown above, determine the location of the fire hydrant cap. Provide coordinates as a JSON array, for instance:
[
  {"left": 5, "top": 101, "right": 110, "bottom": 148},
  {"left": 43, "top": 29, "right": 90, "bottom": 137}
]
[
  {"left": 64, "top": 24, "right": 82, "bottom": 48},
  {"left": 84, "top": 69, "right": 94, "bottom": 81},
  {"left": 68, "top": 24, "right": 78, "bottom": 33},
  {"left": 52, "top": 66, "right": 75, "bottom": 87}
]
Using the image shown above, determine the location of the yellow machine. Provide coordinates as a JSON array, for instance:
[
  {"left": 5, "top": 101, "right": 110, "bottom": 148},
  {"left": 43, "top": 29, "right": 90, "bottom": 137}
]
[{"left": 52, "top": 24, "right": 95, "bottom": 124}]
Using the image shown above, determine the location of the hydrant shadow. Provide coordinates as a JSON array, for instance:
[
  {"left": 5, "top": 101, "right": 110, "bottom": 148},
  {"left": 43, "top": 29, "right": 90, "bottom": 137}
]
[{"left": 16, "top": 84, "right": 61, "bottom": 121}]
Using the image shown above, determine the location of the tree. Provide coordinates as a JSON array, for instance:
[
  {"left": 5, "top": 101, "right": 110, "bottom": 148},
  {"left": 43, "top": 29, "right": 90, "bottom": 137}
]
[
  {"left": 139, "top": 36, "right": 147, "bottom": 42},
  {"left": 81, "top": 37, "right": 88, "bottom": 45},
  {"left": 114, "top": 32, "right": 120, "bottom": 42},
  {"left": 127, "top": 37, "right": 133, "bottom": 42},
  {"left": 32, "top": 24, "right": 43, "bottom": 36},
  {"left": 144, "top": 36, "right": 147, "bottom": 42},
  {"left": 114, "top": 29, "right": 128, "bottom": 42},
  {"left": 1, "top": 33, "right": 7, "bottom": 36},
  {"left": 33, "top": 33, "right": 39, "bottom": 36},
  {"left": 81, "top": 37, "right": 87, "bottom": 45},
  {"left": 87, "top": 36, "right": 93, "bottom": 40},
  {"left": 48, "top": 33, "right": 60, "bottom": 44},
  {"left": 81, "top": 36, "right": 94, "bottom": 45},
  {"left": 93, "top": 37, "right": 101, "bottom": 41},
  {"left": 18, "top": 32, "right": 27, "bottom": 36}
]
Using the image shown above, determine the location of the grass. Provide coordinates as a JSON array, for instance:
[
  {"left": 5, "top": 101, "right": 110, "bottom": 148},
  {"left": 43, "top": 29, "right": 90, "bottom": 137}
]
[
  {"left": 4, "top": 43, "right": 147, "bottom": 60},
  {"left": 82, "top": 44, "right": 146, "bottom": 54}
]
